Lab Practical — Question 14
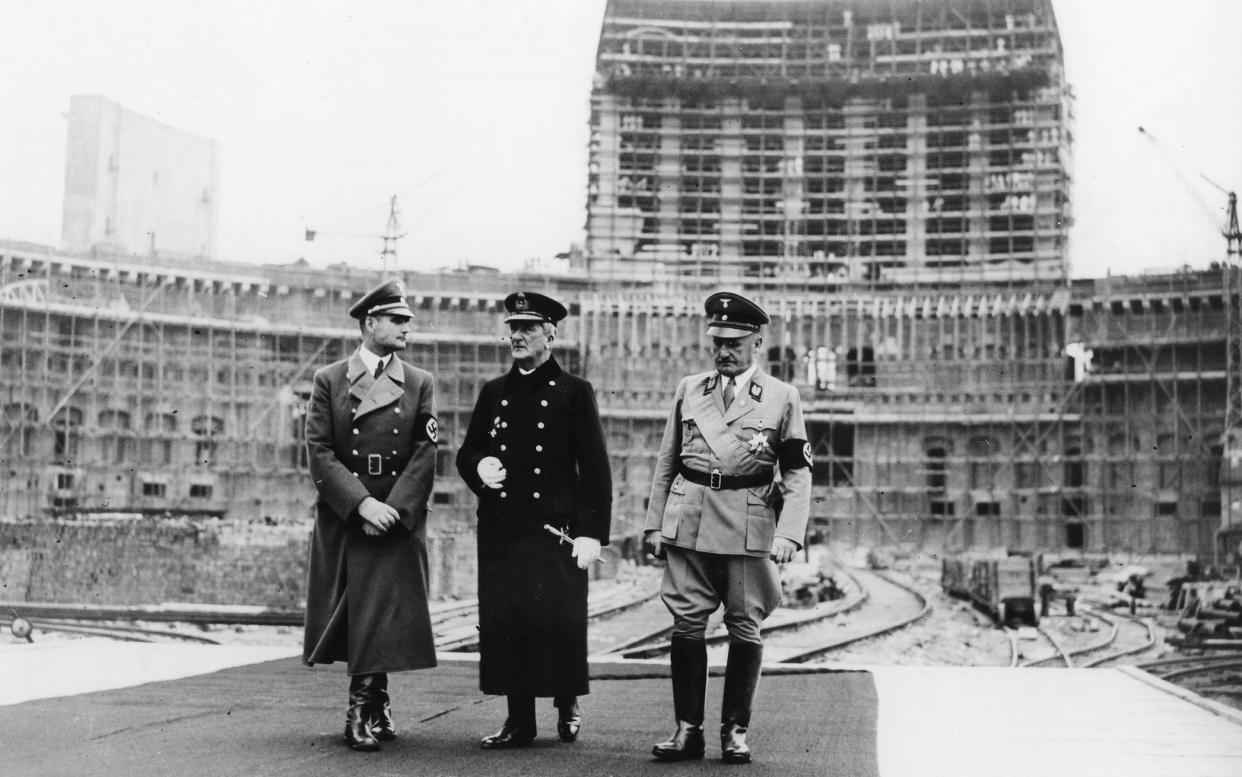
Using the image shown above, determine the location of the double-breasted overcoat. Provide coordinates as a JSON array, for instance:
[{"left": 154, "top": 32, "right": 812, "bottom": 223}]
[
  {"left": 456, "top": 356, "right": 612, "bottom": 697},
  {"left": 303, "top": 350, "right": 439, "bottom": 675}
]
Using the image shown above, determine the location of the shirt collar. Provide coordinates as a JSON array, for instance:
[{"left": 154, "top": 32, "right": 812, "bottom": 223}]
[
  {"left": 358, "top": 345, "right": 387, "bottom": 375},
  {"left": 719, "top": 363, "right": 758, "bottom": 394}
]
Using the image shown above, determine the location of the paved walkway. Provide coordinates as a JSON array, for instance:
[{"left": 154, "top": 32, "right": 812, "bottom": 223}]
[{"left": 1, "top": 640, "right": 1240, "bottom": 776}]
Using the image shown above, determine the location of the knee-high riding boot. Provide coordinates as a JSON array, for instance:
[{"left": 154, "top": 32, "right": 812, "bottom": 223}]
[
  {"left": 651, "top": 636, "right": 707, "bottom": 761},
  {"left": 344, "top": 674, "right": 380, "bottom": 751},
  {"left": 720, "top": 640, "right": 763, "bottom": 764},
  {"left": 369, "top": 672, "right": 395, "bottom": 741}
]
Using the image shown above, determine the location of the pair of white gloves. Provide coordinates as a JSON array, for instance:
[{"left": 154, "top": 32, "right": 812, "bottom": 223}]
[{"left": 477, "top": 456, "right": 601, "bottom": 569}]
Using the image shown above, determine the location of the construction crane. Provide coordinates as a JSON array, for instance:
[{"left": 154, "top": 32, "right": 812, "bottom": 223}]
[
  {"left": 303, "top": 195, "right": 408, "bottom": 273},
  {"left": 1138, "top": 127, "right": 1242, "bottom": 564}
]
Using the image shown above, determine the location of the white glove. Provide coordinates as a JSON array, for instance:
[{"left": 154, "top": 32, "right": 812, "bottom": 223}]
[
  {"left": 572, "top": 536, "right": 602, "bottom": 569},
  {"left": 477, "top": 456, "right": 506, "bottom": 489}
]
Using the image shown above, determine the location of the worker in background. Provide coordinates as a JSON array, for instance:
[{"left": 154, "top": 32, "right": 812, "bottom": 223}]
[
  {"left": 302, "top": 278, "right": 440, "bottom": 752},
  {"left": 643, "top": 291, "right": 812, "bottom": 765},
  {"left": 456, "top": 291, "right": 612, "bottom": 749}
]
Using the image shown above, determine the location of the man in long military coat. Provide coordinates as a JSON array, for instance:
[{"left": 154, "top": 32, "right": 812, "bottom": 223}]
[
  {"left": 644, "top": 291, "right": 812, "bottom": 765},
  {"left": 303, "top": 278, "right": 439, "bottom": 752},
  {"left": 456, "top": 291, "right": 612, "bottom": 749}
]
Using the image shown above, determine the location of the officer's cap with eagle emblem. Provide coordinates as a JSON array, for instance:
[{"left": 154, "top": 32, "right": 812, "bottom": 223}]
[
  {"left": 704, "top": 291, "right": 769, "bottom": 337},
  {"left": 348, "top": 278, "right": 415, "bottom": 320},
  {"left": 503, "top": 291, "right": 568, "bottom": 325}
]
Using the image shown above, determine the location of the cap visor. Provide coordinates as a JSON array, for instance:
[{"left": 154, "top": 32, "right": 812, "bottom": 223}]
[
  {"left": 707, "top": 323, "right": 757, "bottom": 337},
  {"left": 371, "top": 303, "right": 415, "bottom": 318},
  {"left": 504, "top": 312, "right": 547, "bottom": 324}
]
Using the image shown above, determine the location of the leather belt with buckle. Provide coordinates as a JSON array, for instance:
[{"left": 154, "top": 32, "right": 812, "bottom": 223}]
[{"left": 678, "top": 464, "right": 773, "bottom": 491}]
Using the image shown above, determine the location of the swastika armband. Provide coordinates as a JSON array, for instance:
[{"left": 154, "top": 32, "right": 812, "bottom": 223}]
[
  {"left": 416, "top": 413, "right": 439, "bottom": 444},
  {"left": 778, "top": 438, "right": 812, "bottom": 472}
]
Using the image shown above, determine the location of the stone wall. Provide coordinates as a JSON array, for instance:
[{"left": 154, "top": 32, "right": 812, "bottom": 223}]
[{"left": 0, "top": 515, "right": 479, "bottom": 608}]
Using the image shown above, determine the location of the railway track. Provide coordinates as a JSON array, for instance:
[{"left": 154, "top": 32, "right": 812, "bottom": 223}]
[
  {"left": 1020, "top": 607, "right": 1156, "bottom": 668},
  {"left": 2, "top": 616, "right": 222, "bottom": 645},
  {"left": 1137, "top": 655, "right": 1242, "bottom": 712},
  {"left": 601, "top": 567, "right": 930, "bottom": 665}
]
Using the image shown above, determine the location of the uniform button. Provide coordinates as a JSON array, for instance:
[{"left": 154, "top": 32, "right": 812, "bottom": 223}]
[
  {"left": 393, "top": 429, "right": 399, "bottom": 434},
  {"left": 352, "top": 450, "right": 358, "bottom": 455},
  {"left": 533, "top": 492, "right": 541, "bottom": 499},
  {"left": 353, "top": 429, "right": 359, "bottom": 435},
  {"left": 352, "top": 472, "right": 359, "bottom": 477},
  {"left": 391, "top": 471, "right": 397, "bottom": 476},
  {"left": 534, "top": 468, "right": 541, "bottom": 475},
  {"left": 501, "top": 400, "right": 509, "bottom": 407},
  {"left": 392, "top": 449, "right": 398, "bottom": 455},
  {"left": 549, "top": 380, "right": 556, "bottom": 386},
  {"left": 394, "top": 407, "right": 401, "bottom": 414},
  {"left": 500, "top": 444, "right": 507, "bottom": 451},
  {"left": 535, "top": 445, "right": 543, "bottom": 452},
  {"left": 500, "top": 491, "right": 507, "bottom": 498},
  {"left": 540, "top": 400, "right": 548, "bottom": 407},
  {"left": 501, "top": 422, "right": 508, "bottom": 428},
  {"left": 537, "top": 422, "right": 545, "bottom": 429}
]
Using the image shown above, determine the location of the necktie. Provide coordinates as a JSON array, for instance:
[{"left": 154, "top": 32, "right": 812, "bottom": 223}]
[
  {"left": 373, "top": 359, "right": 385, "bottom": 379},
  {"left": 723, "top": 378, "right": 735, "bottom": 410}
]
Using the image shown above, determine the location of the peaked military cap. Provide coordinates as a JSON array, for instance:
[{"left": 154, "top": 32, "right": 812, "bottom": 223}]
[
  {"left": 504, "top": 291, "right": 567, "bottom": 325},
  {"left": 705, "top": 291, "right": 769, "bottom": 337},
  {"left": 348, "top": 278, "right": 414, "bottom": 320}
]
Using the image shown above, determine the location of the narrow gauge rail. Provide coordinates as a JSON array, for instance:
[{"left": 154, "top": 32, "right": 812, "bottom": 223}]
[
  {"left": 610, "top": 568, "right": 930, "bottom": 664},
  {"left": 1137, "top": 655, "right": 1242, "bottom": 681},
  {"left": 1019, "top": 624, "right": 1073, "bottom": 667},
  {"left": 1021, "top": 608, "right": 1156, "bottom": 668},
  {"left": 1, "top": 617, "right": 221, "bottom": 645},
  {"left": 436, "top": 578, "right": 661, "bottom": 652},
  {"left": 1076, "top": 610, "right": 1157, "bottom": 667},
  {"left": 610, "top": 567, "right": 868, "bottom": 660},
  {"left": 1137, "top": 655, "right": 1242, "bottom": 713}
]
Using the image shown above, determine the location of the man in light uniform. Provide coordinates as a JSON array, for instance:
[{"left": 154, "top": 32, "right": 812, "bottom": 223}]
[{"left": 644, "top": 291, "right": 812, "bottom": 764}]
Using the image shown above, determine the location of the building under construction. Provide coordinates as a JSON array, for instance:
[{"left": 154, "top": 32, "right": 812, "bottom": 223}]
[{"left": 1, "top": 0, "right": 1240, "bottom": 608}]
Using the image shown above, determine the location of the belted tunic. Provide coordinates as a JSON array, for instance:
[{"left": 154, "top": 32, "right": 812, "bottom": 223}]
[
  {"left": 456, "top": 356, "right": 612, "bottom": 696},
  {"left": 303, "top": 349, "right": 439, "bottom": 674},
  {"left": 645, "top": 367, "right": 811, "bottom": 555}
]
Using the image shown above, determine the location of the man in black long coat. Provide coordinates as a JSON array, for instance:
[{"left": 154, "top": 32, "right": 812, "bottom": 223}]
[
  {"left": 456, "top": 291, "right": 612, "bottom": 749},
  {"left": 303, "top": 278, "right": 439, "bottom": 752}
]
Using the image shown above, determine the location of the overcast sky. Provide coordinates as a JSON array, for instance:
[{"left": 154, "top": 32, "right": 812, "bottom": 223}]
[{"left": 1, "top": 0, "right": 1238, "bottom": 278}]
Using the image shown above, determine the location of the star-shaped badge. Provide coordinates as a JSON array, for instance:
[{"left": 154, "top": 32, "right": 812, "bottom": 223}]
[{"left": 747, "top": 431, "right": 770, "bottom": 454}]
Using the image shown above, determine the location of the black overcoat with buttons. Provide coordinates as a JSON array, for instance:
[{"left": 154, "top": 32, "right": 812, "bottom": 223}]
[
  {"left": 303, "top": 350, "right": 439, "bottom": 675},
  {"left": 456, "top": 356, "right": 612, "bottom": 697}
]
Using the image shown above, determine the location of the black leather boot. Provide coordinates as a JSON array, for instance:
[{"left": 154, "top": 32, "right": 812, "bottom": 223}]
[
  {"left": 651, "top": 636, "right": 707, "bottom": 761},
  {"left": 369, "top": 672, "right": 395, "bottom": 741},
  {"left": 480, "top": 695, "right": 536, "bottom": 749},
  {"left": 344, "top": 674, "right": 380, "bottom": 751},
  {"left": 554, "top": 695, "right": 582, "bottom": 742},
  {"left": 720, "top": 640, "right": 763, "bottom": 764}
]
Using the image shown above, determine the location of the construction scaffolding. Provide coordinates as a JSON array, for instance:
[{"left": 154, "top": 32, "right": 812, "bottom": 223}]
[{"left": 587, "top": 0, "right": 1071, "bottom": 287}]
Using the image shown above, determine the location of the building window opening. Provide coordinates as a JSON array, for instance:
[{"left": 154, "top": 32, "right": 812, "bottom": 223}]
[
  {"left": 1065, "top": 521, "right": 1085, "bottom": 549},
  {"left": 846, "top": 346, "right": 876, "bottom": 387},
  {"left": 924, "top": 445, "right": 948, "bottom": 493},
  {"left": 142, "top": 481, "right": 168, "bottom": 498},
  {"left": 189, "top": 484, "right": 213, "bottom": 499},
  {"left": 2, "top": 402, "right": 38, "bottom": 458},
  {"left": 808, "top": 420, "right": 853, "bottom": 486},
  {"left": 192, "top": 415, "right": 224, "bottom": 466},
  {"left": 52, "top": 407, "right": 83, "bottom": 464}
]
